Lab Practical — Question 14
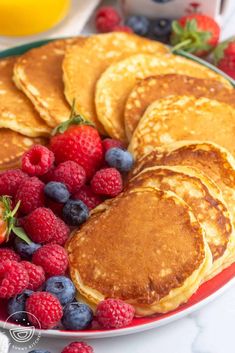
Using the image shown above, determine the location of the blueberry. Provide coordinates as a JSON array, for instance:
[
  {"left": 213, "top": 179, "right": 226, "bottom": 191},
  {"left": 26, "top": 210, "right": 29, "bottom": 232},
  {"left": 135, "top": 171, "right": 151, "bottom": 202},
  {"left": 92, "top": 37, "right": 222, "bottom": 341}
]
[
  {"left": 62, "top": 302, "right": 93, "bottom": 330},
  {"left": 14, "top": 237, "right": 41, "bottom": 259},
  {"left": 63, "top": 199, "right": 89, "bottom": 226},
  {"left": 125, "top": 15, "right": 150, "bottom": 36},
  {"left": 43, "top": 276, "right": 76, "bottom": 306},
  {"left": 105, "top": 148, "right": 134, "bottom": 172},
  {"left": 28, "top": 350, "right": 51, "bottom": 353},
  {"left": 8, "top": 290, "right": 34, "bottom": 323},
  {"left": 152, "top": 0, "right": 173, "bottom": 3},
  {"left": 44, "top": 181, "right": 70, "bottom": 203},
  {"left": 151, "top": 18, "right": 172, "bottom": 42}
]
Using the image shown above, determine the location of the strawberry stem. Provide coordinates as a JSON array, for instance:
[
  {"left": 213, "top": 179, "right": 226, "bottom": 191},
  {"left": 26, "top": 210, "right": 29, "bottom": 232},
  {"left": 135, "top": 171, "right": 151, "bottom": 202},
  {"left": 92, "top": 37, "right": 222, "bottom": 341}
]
[{"left": 171, "top": 39, "right": 193, "bottom": 52}]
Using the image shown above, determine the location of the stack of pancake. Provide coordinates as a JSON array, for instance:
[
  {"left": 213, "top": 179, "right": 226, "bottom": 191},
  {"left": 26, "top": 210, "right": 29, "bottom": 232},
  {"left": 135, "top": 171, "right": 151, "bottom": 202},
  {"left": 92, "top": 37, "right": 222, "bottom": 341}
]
[{"left": 1, "top": 32, "right": 235, "bottom": 316}]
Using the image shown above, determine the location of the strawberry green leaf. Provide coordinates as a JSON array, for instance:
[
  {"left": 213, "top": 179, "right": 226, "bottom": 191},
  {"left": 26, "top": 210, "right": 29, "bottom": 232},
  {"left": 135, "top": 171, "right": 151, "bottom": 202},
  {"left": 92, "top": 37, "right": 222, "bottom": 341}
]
[
  {"left": 12, "top": 226, "right": 32, "bottom": 245},
  {"left": 213, "top": 37, "right": 235, "bottom": 65}
]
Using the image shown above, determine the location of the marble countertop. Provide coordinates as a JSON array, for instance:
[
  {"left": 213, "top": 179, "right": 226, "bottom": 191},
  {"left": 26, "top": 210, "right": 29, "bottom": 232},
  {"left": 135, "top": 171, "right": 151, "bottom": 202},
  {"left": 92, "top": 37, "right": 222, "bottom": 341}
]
[{"left": 2, "top": 1, "right": 235, "bottom": 352}]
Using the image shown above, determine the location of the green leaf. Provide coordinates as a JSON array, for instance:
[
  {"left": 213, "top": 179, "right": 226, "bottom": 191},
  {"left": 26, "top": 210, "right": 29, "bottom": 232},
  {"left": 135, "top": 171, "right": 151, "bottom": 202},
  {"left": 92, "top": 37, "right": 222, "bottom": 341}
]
[
  {"left": 172, "top": 21, "right": 183, "bottom": 35},
  {"left": 12, "top": 227, "right": 32, "bottom": 245}
]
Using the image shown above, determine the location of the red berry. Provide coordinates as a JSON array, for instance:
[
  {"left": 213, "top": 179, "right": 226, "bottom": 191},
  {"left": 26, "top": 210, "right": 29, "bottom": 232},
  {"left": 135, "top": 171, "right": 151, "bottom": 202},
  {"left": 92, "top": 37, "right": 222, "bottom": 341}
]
[
  {"left": 15, "top": 177, "right": 45, "bottom": 214},
  {"left": 26, "top": 291, "right": 63, "bottom": 329},
  {"left": 95, "top": 6, "right": 121, "bottom": 33},
  {"left": 102, "top": 138, "right": 124, "bottom": 154},
  {"left": 21, "top": 261, "right": 45, "bottom": 291},
  {"left": 32, "top": 244, "right": 68, "bottom": 276},
  {"left": 73, "top": 185, "right": 102, "bottom": 210},
  {"left": 0, "top": 169, "right": 27, "bottom": 197},
  {"left": 0, "top": 248, "right": 20, "bottom": 264},
  {"left": 50, "top": 125, "right": 104, "bottom": 180},
  {"left": 21, "top": 207, "right": 57, "bottom": 244},
  {"left": 22, "top": 145, "right": 55, "bottom": 176},
  {"left": 96, "top": 299, "right": 135, "bottom": 329},
  {"left": 62, "top": 342, "right": 94, "bottom": 353},
  {"left": 50, "top": 218, "right": 70, "bottom": 246},
  {"left": 112, "top": 25, "right": 133, "bottom": 33},
  {"left": 0, "top": 260, "right": 29, "bottom": 299},
  {"left": 91, "top": 168, "right": 123, "bottom": 197},
  {"left": 40, "top": 166, "right": 56, "bottom": 183},
  {"left": 51, "top": 161, "right": 86, "bottom": 193}
]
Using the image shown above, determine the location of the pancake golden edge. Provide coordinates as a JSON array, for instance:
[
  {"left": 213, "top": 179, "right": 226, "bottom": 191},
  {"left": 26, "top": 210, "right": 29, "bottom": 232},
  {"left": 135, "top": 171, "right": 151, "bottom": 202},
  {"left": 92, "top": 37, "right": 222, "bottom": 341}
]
[
  {"left": 128, "top": 165, "right": 235, "bottom": 280},
  {"left": 63, "top": 32, "right": 169, "bottom": 134},
  {"left": 67, "top": 187, "right": 212, "bottom": 315},
  {"left": 0, "top": 57, "right": 50, "bottom": 137},
  {"left": 95, "top": 53, "right": 232, "bottom": 143},
  {"left": 128, "top": 95, "right": 235, "bottom": 159}
]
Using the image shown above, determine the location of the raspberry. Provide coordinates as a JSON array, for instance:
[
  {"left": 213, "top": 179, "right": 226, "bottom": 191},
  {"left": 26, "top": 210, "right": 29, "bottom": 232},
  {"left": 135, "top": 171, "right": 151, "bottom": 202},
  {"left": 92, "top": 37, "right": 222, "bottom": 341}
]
[
  {"left": 26, "top": 291, "right": 63, "bottom": 329},
  {"left": 91, "top": 168, "right": 123, "bottom": 197},
  {"left": 62, "top": 342, "right": 94, "bottom": 353},
  {"left": 51, "top": 161, "right": 86, "bottom": 193},
  {"left": 102, "top": 138, "right": 124, "bottom": 154},
  {"left": 0, "top": 248, "right": 20, "bottom": 264},
  {"left": 112, "top": 25, "right": 133, "bottom": 33},
  {"left": 0, "top": 169, "right": 27, "bottom": 197},
  {"left": 21, "top": 207, "right": 57, "bottom": 244},
  {"left": 40, "top": 166, "right": 56, "bottom": 183},
  {"left": 21, "top": 261, "right": 45, "bottom": 291},
  {"left": 0, "top": 260, "right": 29, "bottom": 299},
  {"left": 15, "top": 177, "right": 45, "bottom": 214},
  {"left": 96, "top": 299, "right": 135, "bottom": 329},
  {"left": 50, "top": 218, "right": 70, "bottom": 246},
  {"left": 32, "top": 244, "right": 68, "bottom": 276},
  {"left": 95, "top": 6, "right": 121, "bottom": 33},
  {"left": 22, "top": 145, "right": 55, "bottom": 176},
  {"left": 73, "top": 185, "right": 102, "bottom": 210}
]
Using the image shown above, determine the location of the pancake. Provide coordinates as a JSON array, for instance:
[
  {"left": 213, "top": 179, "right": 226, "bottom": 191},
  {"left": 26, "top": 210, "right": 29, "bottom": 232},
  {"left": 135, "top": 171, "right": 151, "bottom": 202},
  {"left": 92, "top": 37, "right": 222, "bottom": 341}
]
[
  {"left": 0, "top": 128, "right": 47, "bottom": 170},
  {"left": 0, "top": 57, "right": 50, "bottom": 137},
  {"left": 63, "top": 33, "right": 169, "bottom": 134},
  {"left": 129, "top": 95, "right": 235, "bottom": 159},
  {"left": 124, "top": 74, "right": 235, "bottom": 140},
  {"left": 67, "top": 187, "right": 212, "bottom": 315},
  {"left": 95, "top": 53, "right": 231, "bottom": 143},
  {"left": 13, "top": 39, "right": 83, "bottom": 128},
  {"left": 128, "top": 165, "right": 233, "bottom": 278}
]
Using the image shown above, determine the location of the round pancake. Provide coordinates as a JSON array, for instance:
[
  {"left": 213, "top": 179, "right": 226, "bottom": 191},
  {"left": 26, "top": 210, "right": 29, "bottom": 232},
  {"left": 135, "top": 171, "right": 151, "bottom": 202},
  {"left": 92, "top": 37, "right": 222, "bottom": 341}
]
[
  {"left": 63, "top": 33, "right": 169, "bottom": 134},
  {"left": 128, "top": 165, "right": 233, "bottom": 277},
  {"left": 0, "top": 57, "right": 50, "bottom": 137},
  {"left": 67, "top": 187, "right": 212, "bottom": 315},
  {"left": 124, "top": 74, "right": 235, "bottom": 140},
  {"left": 0, "top": 128, "right": 47, "bottom": 170},
  {"left": 95, "top": 53, "right": 231, "bottom": 143},
  {"left": 13, "top": 39, "right": 83, "bottom": 128},
  {"left": 129, "top": 95, "right": 235, "bottom": 159}
]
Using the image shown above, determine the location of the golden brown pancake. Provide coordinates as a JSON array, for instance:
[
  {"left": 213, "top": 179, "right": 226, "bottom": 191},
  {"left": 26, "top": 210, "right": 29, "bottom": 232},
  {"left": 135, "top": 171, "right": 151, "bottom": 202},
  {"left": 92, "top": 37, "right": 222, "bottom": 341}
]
[
  {"left": 67, "top": 187, "right": 212, "bottom": 315},
  {"left": 0, "top": 57, "right": 50, "bottom": 137},
  {"left": 128, "top": 165, "right": 233, "bottom": 277},
  {"left": 63, "top": 33, "right": 169, "bottom": 134},
  {"left": 0, "top": 128, "right": 47, "bottom": 170},
  {"left": 125, "top": 74, "right": 235, "bottom": 140},
  {"left": 13, "top": 39, "right": 83, "bottom": 128},
  {"left": 129, "top": 96, "right": 235, "bottom": 159},
  {"left": 96, "top": 53, "right": 231, "bottom": 143}
]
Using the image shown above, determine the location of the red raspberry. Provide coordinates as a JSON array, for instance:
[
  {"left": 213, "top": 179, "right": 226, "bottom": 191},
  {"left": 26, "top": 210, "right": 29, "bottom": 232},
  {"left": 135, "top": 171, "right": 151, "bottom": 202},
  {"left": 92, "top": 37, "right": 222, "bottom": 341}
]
[
  {"left": 22, "top": 145, "right": 55, "bottom": 176},
  {"left": 0, "top": 248, "right": 20, "bottom": 264},
  {"left": 32, "top": 244, "right": 68, "bottom": 276},
  {"left": 40, "top": 166, "right": 56, "bottom": 183},
  {"left": 0, "top": 260, "right": 29, "bottom": 298},
  {"left": 112, "top": 25, "right": 133, "bottom": 33},
  {"left": 102, "top": 138, "right": 124, "bottom": 154},
  {"left": 21, "top": 207, "right": 57, "bottom": 244},
  {"left": 51, "top": 161, "right": 86, "bottom": 193},
  {"left": 46, "top": 199, "right": 64, "bottom": 218},
  {"left": 15, "top": 177, "right": 45, "bottom": 214},
  {"left": 62, "top": 342, "right": 94, "bottom": 353},
  {"left": 91, "top": 168, "right": 123, "bottom": 197},
  {"left": 26, "top": 291, "right": 63, "bottom": 329},
  {"left": 50, "top": 218, "right": 70, "bottom": 246},
  {"left": 73, "top": 185, "right": 102, "bottom": 210},
  {"left": 95, "top": 6, "right": 121, "bottom": 33},
  {"left": 0, "top": 169, "right": 27, "bottom": 197},
  {"left": 21, "top": 261, "right": 45, "bottom": 291},
  {"left": 96, "top": 299, "right": 135, "bottom": 329}
]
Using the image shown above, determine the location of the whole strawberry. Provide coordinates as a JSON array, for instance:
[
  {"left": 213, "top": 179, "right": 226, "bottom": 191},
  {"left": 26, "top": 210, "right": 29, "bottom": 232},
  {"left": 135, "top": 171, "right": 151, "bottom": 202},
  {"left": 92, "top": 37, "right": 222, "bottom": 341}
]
[
  {"left": 171, "top": 14, "right": 220, "bottom": 56},
  {"left": 213, "top": 37, "right": 235, "bottom": 79},
  {"left": 50, "top": 116, "right": 103, "bottom": 180}
]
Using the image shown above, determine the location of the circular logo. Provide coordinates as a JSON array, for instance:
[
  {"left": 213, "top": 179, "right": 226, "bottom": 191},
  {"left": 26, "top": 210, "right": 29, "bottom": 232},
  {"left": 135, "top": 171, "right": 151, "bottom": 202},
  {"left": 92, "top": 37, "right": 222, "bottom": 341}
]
[{"left": 4, "top": 311, "right": 41, "bottom": 351}]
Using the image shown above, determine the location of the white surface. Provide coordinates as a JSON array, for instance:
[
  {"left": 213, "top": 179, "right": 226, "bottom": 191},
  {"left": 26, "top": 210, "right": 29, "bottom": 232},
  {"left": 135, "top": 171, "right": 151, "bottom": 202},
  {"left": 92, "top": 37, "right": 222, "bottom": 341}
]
[{"left": 2, "top": 0, "right": 235, "bottom": 352}]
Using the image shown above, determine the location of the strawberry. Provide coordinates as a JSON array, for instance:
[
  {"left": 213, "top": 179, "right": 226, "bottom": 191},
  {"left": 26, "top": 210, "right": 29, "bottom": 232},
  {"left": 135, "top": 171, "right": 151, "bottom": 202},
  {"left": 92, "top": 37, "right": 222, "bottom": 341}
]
[
  {"left": 50, "top": 108, "right": 103, "bottom": 180},
  {"left": 0, "top": 201, "right": 8, "bottom": 245},
  {"left": 171, "top": 14, "right": 220, "bottom": 56},
  {"left": 213, "top": 37, "right": 235, "bottom": 80}
]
